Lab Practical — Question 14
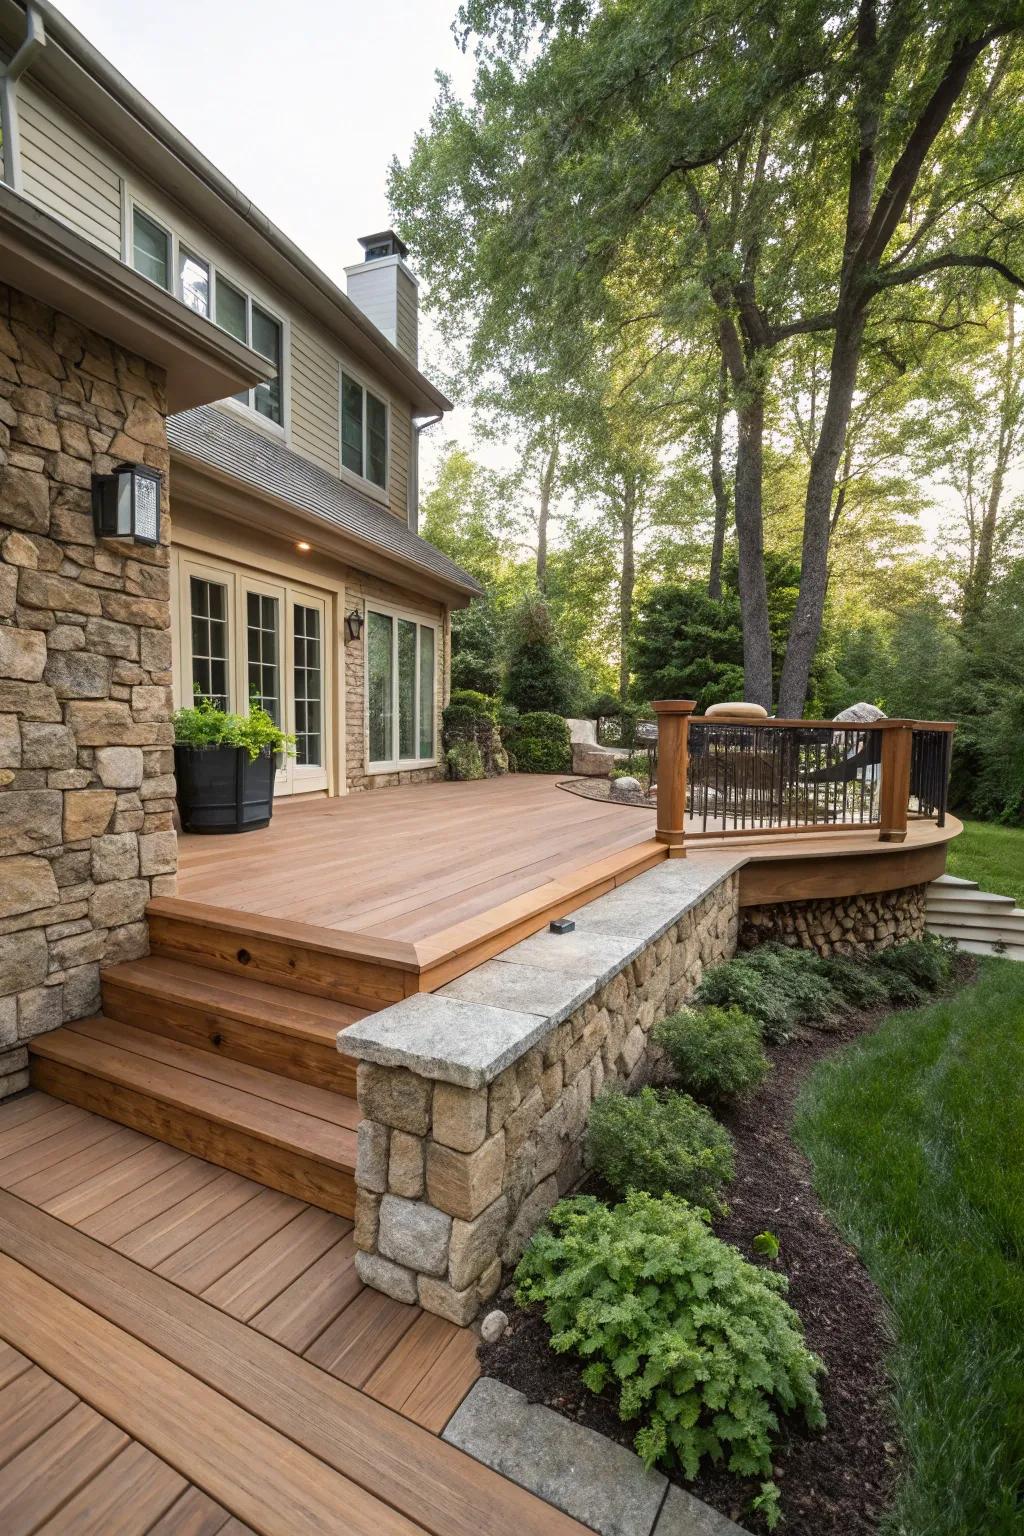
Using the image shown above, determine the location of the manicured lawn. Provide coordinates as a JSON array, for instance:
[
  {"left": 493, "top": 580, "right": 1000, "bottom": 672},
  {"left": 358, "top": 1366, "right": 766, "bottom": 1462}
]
[
  {"left": 947, "top": 818, "right": 1024, "bottom": 908},
  {"left": 796, "top": 959, "right": 1024, "bottom": 1536}
]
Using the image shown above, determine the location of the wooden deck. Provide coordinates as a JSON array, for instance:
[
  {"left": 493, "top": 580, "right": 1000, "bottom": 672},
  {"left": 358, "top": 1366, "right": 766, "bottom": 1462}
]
[{"left": 0, "top": 1092, "right": 584, "bottom": 1535}]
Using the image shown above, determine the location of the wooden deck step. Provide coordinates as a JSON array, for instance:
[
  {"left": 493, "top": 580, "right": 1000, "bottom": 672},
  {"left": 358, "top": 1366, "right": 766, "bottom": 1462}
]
[
  {"left": 102, "top": 955, "right": 361, "bottom": 1094},
  {"left": 28, "top": 1019, "right": 357, "bottom": 1218},
  {"left": 146, "top": 897, "right": 420, "bottom": 1010}
]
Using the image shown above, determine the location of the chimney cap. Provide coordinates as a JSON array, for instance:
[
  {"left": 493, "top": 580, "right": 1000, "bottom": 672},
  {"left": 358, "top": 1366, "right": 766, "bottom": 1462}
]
[{"left": 358, "top": 229, "right": 409, "bottom": 261}]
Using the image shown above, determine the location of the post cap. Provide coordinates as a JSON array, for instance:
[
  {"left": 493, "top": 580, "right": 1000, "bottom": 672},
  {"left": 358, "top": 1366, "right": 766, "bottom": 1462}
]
[{"left": 651, "top": 700, "right": 697, "bottom": 715}]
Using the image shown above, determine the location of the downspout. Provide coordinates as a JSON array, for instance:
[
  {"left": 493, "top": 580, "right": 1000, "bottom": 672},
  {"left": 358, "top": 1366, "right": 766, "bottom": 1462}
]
[
  {"left": 0, "top": 5, "right": 46, "bottom": 190},
  {"left": 409, "top": 409, "right": 442, "bottom": 534}
]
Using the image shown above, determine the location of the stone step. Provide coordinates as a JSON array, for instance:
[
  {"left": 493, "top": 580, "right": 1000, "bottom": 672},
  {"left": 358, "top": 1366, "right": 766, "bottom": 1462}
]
[
  {"left": 926, "top": 897, "right": 1022, "bottom": 922},
  {"left": 929, "top": 932, "right": 1024, "bottom": 961}
]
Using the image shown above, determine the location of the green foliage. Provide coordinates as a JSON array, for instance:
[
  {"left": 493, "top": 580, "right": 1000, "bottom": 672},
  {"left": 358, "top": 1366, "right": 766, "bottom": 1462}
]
[
  {"left": 818, "top": 955, "right": 893, "bottom": 1010},
  {"left": 874, "top": 934, "right": 955, "bottom": 996},
  {"left": 750, "top": 1482, "right": 783, "bottom": 1531},
  {"left": 173, "top": 695, "right": 293, "bottom": 762},
  {"left": 948, "top": 819, "right": 1024, "bottom": 908},
  {"left": 631, "top": 582, "right": 744, "bottom": 713},
  {"left": 448, "top": 689, "right": 499, "bottom": 718},
  {"left": 504, "top": 594, "right": 582, "bottom": 715},
  {"left": 585, "top": 1086, "right": 734, "bottom": 1208},
  {"left": 446, "top": 740, "right": 485, "bottom": 781},
  {"left": 696, "top": 944, "right": 845, "bottom": 1043},
  {"left": 796, "top": 959, "right": 1024, "bottom": 1533},
  {"left": 451, "top": 599, "right": 505, "bottom": 697},
  {"left": 752, "top": 1232, "right": 781, "bottom": 1261},
  {"left": 655, "top": 1006, "right": 770, "bottom": 1106},
  {"left": 514, "top": 1192, "right": 825, "bottom": 1479},
  {"left": 505, "top": 710, "right": 571, "bottom": 774}
]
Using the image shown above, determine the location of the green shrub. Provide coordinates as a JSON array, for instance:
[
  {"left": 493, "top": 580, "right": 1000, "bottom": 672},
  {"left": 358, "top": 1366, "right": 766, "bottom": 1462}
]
[
  {"left": 655, "top": 1006, "right": 770, "bottom": 1106},
  {"left": 875, "top": 934, "right": 955, "bottom": 994},
  {"left": 506, "top": 710, "right": 571, "bottom": 774},
  {"left": 173, "top": 694, "right": 293, "bottom": 761},
  {"left": 696, "top": 944, "right": 844, "bottom": 1042},
  {"left": 446, "top": 740, "right": 485, "bottom": 780},
  {"left": 586, "top": 1085, "right": 734, "bottom": 1208},
  {"left": 819, "top": 955, "right": 893, "bottom": 1009},
  {"left": 449, "top": 688, "right": 498, "bottom": 718},
  {"left": 515, "top": 1192, "right": 826, "bottom": 1478},
  {"left": 695, "top": 958, "right": 793, "bottom": 1042}
]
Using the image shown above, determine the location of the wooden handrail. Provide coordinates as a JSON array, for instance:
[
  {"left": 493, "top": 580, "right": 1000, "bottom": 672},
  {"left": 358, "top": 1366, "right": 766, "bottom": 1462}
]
[
  {"left": 687, "top": 716, "right": 957, "bottom": 732},
  {"left": 652, "top": 700, "right": 695, "bottom": 856}
]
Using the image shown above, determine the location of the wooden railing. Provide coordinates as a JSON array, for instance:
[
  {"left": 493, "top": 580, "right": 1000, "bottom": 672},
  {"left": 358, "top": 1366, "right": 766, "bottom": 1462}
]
[{"left": 652, "top": 701, "right": 955, "bottom": 854}]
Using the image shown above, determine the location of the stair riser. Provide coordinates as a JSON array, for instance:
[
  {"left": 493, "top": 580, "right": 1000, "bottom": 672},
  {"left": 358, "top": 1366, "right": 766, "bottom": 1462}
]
[
  {"left": 29, "top": 1056, "right": 355, "bottom": 1218},
  {"left": 148, "top": 912, "right": 412, "bottom": 1011},
  {"left": 101, "top": 979, "right": 356, "bottom": 1096},
  {"left": 926, "top": 900, "right": 1017, "bottom": 918},
  {"left": 930, "top": 936, "right": 1024, "bottom": 960}
]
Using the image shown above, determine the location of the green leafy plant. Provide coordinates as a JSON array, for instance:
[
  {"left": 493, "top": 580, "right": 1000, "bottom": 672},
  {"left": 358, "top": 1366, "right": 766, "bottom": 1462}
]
[
  {"left": 505, "top": 710, "right": 572, "bottom": 774},
  {"left": 753, "top": 1231, "right": 781, "bottom": 1260},
  {"left": 696, "top": 944, "right": 844, "bottom": 1042},
  {"left": 173, "top": 694, "right": 293, "bottom": 761},
  {"left": 875, "top": 933, "right": 955, "bottom": 994},
  {"left": 446, "top": 740, "right": 485, "bottom": 781},
  {"left": 515, "top": 1193, "right": 826, "bottom": 1478},
  {"left": 750, "top": 1480, "right": 784, "bottom": 1530},
  {"left": 448, "top": 688, "right": 499, "bottom": 718},
  {"left": 819, "top": 954, "right": 893, "bottom": 1009},
  {"left": 655, "top": 1006, "right": 770, "bottom": 1106},
  {"left": 586, "top": 1086, "right": 734, "bottom": 1208}
]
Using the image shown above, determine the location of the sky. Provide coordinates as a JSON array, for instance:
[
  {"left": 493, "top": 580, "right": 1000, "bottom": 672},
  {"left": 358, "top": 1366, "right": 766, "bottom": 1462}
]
[{"left": 53, "top": 0, "right": 477, "bottom": 473}]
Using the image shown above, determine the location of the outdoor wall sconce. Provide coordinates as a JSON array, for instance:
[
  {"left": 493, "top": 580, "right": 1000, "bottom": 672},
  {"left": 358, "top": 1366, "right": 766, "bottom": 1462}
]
[
  {"left": 345, "top": 609, "right": 366, "bottom": 643},
  {"left": 92, "top": 462, "right": 163, "bottom": 546}
]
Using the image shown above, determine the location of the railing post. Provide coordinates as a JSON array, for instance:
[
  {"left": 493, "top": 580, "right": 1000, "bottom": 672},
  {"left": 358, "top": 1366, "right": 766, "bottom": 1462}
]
[
  {"left": 653, "top": 699, "right": 696, "bottom": 857},
  {"left": 878, "top": 720, "right": 913, "bottom": 842}
]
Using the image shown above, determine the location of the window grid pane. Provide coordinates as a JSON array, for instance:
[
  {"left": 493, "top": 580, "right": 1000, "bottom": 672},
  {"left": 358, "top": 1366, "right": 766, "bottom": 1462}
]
[
  {"left": 293, "top": 605, "right": 322, "bottom": 767},
  {"left": 341, "top": 374, "right": 364, "bottom": 476},
  {"left": 366, "top": 393, "right": 388, "bottom": 488},
  {"left": 189, "top": 576, "right": 229, "bottom": 709},
  {"left": 179, "top": 249, "right": 210, "bottom": 316},
  {"left": 252, "top": 305, "right": 283, "bottom": 424},
  {"left": 397, "top": 619, "right": 416, "bottom": 760},
  {"left": 132, "top": 209, "right": 170, "bottom": 289},
  {"left": 367, "top": 610, "right": 393, "bottom": 763},
  {"left": 246, "top": 591, "right": 280, "bottom": 723},
  {"left": 418, "top": 626, "right": 435, "bottom": 759}
]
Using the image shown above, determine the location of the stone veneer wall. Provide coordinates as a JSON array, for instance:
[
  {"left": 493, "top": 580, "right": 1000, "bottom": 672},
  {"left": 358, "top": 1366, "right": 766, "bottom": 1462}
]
[
  {"left": 343, "top": 570, "right": 449, "bottom": 793},
  {"left": 0, "top": 284, "right": 176, "bottom": 1101},
  {"left": 739, "top": 882, "right": 927, "bottom": 956},
  {"left": 351, "top": 872, "right": 740, "bottom": 1325}
]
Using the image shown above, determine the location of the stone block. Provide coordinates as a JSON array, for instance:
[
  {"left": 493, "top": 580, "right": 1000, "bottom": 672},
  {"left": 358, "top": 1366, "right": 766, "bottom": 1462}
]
[
  {"left": 0, "top": 464, "right": 50, "bottom": 532},
  {"left": 353, "top": 1189, "right": 380, "bottom": 1252},
  {"left": 43, "top": 650, "right": 111, "bottom": 698},
  {"left": 18, "top": 569, "right": 101, "bottom": 614},
  {"left": 20, "top": 722, "right": 75, "bottom": 768},
  {"left": 16, "top": 984, "right": 62, "bottom": 1040},
  {"left": 417, "top": 1274, "right": 478, "bottom": 1326},
  {"left": 0, "top": 626, "right": 46, "bottom": 680},
  {"left": 131, "top": 684, "right": 172, "bottom": 722},
  {"left": 62, "top": 962, "right": 101, "bottom": 1020},
  {"left": 431, "top": 1080, "right": 488, "bottom": 1153},
  {"left": 448, "top": 1194, "right": 509, "bottom": 1291},
  {"left": 354, "top": 1250, "right": 418, "bottom": 1304},
  {"left": 0, "top": 995, "right": 15, "bottom": 1048},
  {"left": 378, "top": 1194, "right": 452, "bottom": 1276},
  {"left": 138, "top": 831, "right": 176, "bottom": 875},
  {"left": 0, "top": 565, "right": 16, "bottom": 618},
  {"left": 63, "top": 700, "right": 134, "bottom": 745},
  {"left": 357, "top": 1062, "right": 432, "bottom": 1135},
  {"left": 0, "top": 714, "right": 20, "bottom": 768},
  {"left": 93, "top": 745, "right": 144, "bottom": 788},
  {"left": 504, "top": 1085, "right": 544, "bottom": 1158},
  {"left": 389, "top": 1130, "right": 425, "bottom": 1198},
  {"left": 0, "top": 928, "right": 48, "bottom": 993},
  {"left": 426, "top": 1132, "right": 505, "bottom": 1222},
  {"left": 84, "top": 617, "right": 139, "bottom": 660},
  {"left": 89, "top": 878, "right": 148, "bottom": 928},
  {"left": 487, "top": 1064, "right": 521, "bottom": 1134},
  {"left": 91, "top": 833, "right": 140, "bottom": 883},
  {"left": 476, "top": 1257, "right": 502, "bottom": 1306},
  {"left": 0, "top": 854, "right": 59, "bottom": 917},
  {"left": 0, "top": 681, "right": 61, "bottom": 721},
  {"left": 355, "top": 1119, "right": 389, "bottom": 1194},
  {"left": 501, "top": 1176, "right": 559, "bottom": 1265},
  {"left": 441, "top": 958, "right": 592, "bottom": 1025},
  {"left": 0, "top": 789, "right": 62, "bottom": 854},
  {"left": 63, "top": 788, "right": 116, "bottom": 841},
  {"left": 100, "top": 921, "right": 149, "bottom": 964}
]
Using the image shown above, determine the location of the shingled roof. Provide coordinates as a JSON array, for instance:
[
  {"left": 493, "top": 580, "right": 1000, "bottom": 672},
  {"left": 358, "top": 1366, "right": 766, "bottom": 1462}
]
[{"left": 167, "top": 406, "right": 483, "bottom": 599}]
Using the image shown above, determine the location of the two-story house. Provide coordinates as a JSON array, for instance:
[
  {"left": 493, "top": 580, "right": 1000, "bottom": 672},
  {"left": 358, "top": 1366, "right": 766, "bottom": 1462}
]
[{"left": 2, "top": 0, "right": 479, "bottom": 805}]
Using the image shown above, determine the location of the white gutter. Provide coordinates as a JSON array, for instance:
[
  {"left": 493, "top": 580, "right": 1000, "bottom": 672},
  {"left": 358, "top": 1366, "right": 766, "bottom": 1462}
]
[{"left": 0, "top": 2, "right": 44, "bottom": 190}]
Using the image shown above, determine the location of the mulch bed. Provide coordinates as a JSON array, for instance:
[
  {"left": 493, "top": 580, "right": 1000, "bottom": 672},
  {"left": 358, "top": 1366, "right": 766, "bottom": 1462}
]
[
  {"left": 479, "top": 956, "right": 976, "bottom": 1534},
  {"left": 557, "top": 776, "right": 656, "bottom": 810}
]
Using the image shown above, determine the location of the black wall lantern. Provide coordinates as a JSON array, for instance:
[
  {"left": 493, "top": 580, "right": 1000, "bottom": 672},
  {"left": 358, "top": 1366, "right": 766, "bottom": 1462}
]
[
  {"left": 345, "top": 609, "right": 366, "bottom": 643},
  {"left": 92, "top": 462, "right": 163, "bottom": 546}
]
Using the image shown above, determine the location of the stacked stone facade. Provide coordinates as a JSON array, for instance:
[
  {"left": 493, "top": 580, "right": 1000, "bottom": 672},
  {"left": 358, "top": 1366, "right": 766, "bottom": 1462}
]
[
  {"left": 352, "top": 874, "right": 740, "bottom": 1324},
  {"left": 739, "top": 882, "right": 927, "bottom": 956},
  {"left": 0, "top": 284, "right": 175, "bottom": 1101}
]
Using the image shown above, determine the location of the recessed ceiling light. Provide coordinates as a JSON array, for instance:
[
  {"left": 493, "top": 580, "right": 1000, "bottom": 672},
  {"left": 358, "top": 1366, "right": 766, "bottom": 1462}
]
[{"left": 296, "top": 541, "right": 311, "bottom": 552}]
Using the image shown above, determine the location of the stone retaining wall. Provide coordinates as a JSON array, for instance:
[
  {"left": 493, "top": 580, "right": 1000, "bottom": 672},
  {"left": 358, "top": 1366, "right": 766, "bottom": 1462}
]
[
  {"left": 0, "top": 285, "right": 175, "bottom": 1100},
  {"left": 739, "top": 882, "right": 927, "bottom": 956},
  {"left": 343, "top": 863, "right": 741, "bottom": 1324}
]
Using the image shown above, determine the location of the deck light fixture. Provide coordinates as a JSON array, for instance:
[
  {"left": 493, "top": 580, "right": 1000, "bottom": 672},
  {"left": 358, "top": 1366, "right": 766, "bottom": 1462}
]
[
  {"left": 345, "top": 609, "right": 366, "bottom": 644},
  {"left": 92, "top": 461, "right": 162, "bottom": 546},
  {"left": 296, "top": 540, "right": 312, "bottom": 552}
]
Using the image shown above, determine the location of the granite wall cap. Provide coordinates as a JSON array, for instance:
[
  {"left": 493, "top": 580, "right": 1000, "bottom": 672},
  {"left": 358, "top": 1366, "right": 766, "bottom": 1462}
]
[
  {"left": 338, "top": 992, "right": 552, "bottom": 1089},
  {"left": 440, "top": 958, "right": 599, "bottom": 1026}
]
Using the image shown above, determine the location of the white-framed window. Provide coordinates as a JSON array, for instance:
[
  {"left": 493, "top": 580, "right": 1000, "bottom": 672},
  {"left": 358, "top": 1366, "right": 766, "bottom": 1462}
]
[
  {"left": 127, "top": 198, "right": 284, "bottom": 430},
  {"left": 365, "top": 604, "right": 437, "bottom": 770},
  {"left": 341, "top": 370, "right": 389, "bottom": 490},
  {"left": 177, "top": 556, "right": 329, "bottom": 795}
]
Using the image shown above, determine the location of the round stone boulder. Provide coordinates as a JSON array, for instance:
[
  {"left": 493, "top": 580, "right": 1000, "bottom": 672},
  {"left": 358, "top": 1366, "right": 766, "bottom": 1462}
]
[{"left": 610, "top": 776, "right": 643, "bottom": 798}]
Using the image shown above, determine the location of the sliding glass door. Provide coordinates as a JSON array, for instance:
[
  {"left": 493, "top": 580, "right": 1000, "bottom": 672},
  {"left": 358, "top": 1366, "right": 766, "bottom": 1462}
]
[{"left": 365, "top": 605, "right": 437, "bottom": 772}]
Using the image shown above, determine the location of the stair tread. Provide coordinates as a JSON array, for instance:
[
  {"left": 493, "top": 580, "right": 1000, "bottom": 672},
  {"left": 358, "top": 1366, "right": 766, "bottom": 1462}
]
[
  {"left": 104, "top": 957, "right": 367, "bottom": 1045},
  {"left": 29, "top": 1020, "right": 357, "bottom": 1171}
]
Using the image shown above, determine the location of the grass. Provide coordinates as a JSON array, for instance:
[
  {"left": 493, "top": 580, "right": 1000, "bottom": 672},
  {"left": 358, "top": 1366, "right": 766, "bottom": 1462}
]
[
  {"left": 947, "top": 818, "right": 1024, "bottom": 908},
  {"left": 796, "top": 959, "right": 1024, "bottom": 1536}
]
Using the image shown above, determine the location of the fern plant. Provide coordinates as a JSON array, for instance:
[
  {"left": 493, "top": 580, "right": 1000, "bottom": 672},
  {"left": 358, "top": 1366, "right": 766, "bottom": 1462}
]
[{"left": 515, "top": 1193, "right": 825, "bottom": 1479}]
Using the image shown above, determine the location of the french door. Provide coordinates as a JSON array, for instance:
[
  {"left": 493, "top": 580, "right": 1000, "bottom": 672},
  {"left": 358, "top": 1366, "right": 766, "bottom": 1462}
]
[{"left": 180, "top": 559, "right": 329, "bottom": 795}]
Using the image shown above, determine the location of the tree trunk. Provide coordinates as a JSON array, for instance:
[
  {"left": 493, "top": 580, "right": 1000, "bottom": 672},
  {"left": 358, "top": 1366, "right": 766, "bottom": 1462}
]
[
  {"left": 708, "top": 360, "right": 729, "bottom": 600},
  {"left": 618, "top": 475, "right": 636, "bottom": 703},
  {"left": 732, "top": 388, "right": 773, "bottom": 709},
  {"left": 964, "top": 298, "right": 1016, "bottom": 623},
  {"left": 778, "top": 308, "right": 866, "bottom": 717},
  {"left": 535, "top": 442, "right": 558, "bottom": 591}
]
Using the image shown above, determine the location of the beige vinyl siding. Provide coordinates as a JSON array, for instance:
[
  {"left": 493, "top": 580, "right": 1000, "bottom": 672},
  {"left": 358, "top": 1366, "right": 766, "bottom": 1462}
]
[
  {"left": 291, "top": 325, "right": 340, "bottom": 474},
  {"left": 395, "top": 268, "right": 418, "bottom": 366},
  {"left": 18, "top": 84, "right": 122, "bottom": 256},
  {"left": 388, "top": 406, "right": 411, "bottom": 520}
]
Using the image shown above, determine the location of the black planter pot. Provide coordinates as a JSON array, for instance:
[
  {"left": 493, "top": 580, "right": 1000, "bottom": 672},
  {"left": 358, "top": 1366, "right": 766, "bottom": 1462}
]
[{"left": 174, "top": 744, "right": 276, "bottom": 834}]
